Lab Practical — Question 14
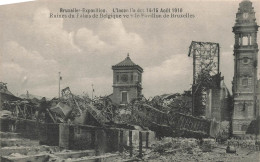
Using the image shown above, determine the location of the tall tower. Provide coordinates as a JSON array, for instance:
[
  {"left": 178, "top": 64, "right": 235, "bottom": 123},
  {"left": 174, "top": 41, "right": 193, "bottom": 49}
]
[
  {"left": 232, "top": 0, "right": 259, "bottom": 135},
  {"left": 111, "top": 54, "right": 143, "bottom": 105}
]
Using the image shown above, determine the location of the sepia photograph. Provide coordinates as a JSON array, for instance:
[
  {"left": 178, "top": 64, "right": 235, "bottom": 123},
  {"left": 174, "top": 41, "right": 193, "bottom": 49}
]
[{"left": 0, "top": 0, "right": 260, "bottom": 161}]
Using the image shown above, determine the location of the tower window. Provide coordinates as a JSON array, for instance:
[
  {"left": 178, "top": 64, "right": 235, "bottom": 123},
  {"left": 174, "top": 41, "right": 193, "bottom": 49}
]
[
  {"left": 242, "top": 78, "right": 248, "bottom": 86},
  {"left": 242, "top": 36, "right": 249, "bottom": 46},
  {"left": 131, "top": 74, "right": 133, "bottom": 82},
  {"left": 138, "top": 74, "right": 141, "bottom": 82},
  {"left": 122, "top": 91, "right": 128, "bottom": 103},
  {"left": 117, "top": 75, "right": 119, "bottom": 82},
  {"left": 248, "top": 77, "right": 252, "bottom": 85}
]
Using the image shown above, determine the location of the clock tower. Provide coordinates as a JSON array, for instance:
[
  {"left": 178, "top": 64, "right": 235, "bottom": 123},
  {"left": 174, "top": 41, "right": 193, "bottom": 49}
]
[
  {"left": 111, "top": 54, "right": 143, "bottom": 105},
  {"left": 232, "top": 0, "right": 259, "bottom": 135}
]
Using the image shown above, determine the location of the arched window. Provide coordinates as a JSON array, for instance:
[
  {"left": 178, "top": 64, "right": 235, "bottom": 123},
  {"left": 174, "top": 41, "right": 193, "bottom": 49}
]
[
  {"left": 117, "top": 75, "right": 119, "bottom": 82},
  {"left": 242, "top": 36, "right": 249, "bottom": 46}
]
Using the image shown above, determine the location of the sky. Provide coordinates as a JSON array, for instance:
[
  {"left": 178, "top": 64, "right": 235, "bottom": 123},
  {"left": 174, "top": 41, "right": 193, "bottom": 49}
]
[{"left": 0, "top": 0, "right": 260, "bottom": 98}]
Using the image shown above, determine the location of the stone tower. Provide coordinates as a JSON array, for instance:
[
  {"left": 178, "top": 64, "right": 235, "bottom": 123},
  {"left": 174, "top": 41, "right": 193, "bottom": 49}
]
[
  {"left": 111, "top": 54, "right": 143, "bottom": 105},
  {"left": 232, "top": 0, "right": 259, "bottom": 135}
]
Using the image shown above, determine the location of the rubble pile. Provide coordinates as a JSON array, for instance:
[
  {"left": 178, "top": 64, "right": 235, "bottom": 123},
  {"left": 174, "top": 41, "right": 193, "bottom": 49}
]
[
  {"left": 124, "top": 137, "right": 260, "bottom": 162},
  {"left": 2, "top": 100, "right": 38, "bottom": 120},
  {"left": 45, "top": 87, "right": 120, "bottom": 126},
  {"left": 1, "top": 86, "right": 118, "bottom": 126},
  {"left": 227, "top": 138, "right": 260, "bottom": 150},
  {"left": 115, "top": 92, "right": 192, "bottom": 126},
  {"left": 152, "top": 137, "right": 201, "bottom": 154},
  {"left": 1, "top": 85, "right": 207, "bottom": 139}
]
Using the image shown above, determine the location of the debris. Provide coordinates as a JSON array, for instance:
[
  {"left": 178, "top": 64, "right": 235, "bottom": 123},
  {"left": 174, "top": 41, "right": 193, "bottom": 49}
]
[
  {"left": 0, "top": 110, "right": 12, "bottom": 118},
  {"left": 9, "top": 153, "right": 27, "bottom": 158},
  {"left": 152, "top": 137, "right": 201, "bottom": 155},
  {"left": 226, "top": 146, "right": 236, "bottom": 154},
  {"left": 201, "top": 138, "right": 215, "bottom": 152}
]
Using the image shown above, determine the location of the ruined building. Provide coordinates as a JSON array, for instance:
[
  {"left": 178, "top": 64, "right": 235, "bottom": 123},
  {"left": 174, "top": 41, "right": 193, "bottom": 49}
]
[
  {"left": 188, "top": 41, "right": 231, "bottom": 122},
  {"left": 205, "top": 80, "right": 232, "bottom": 122},
  {"left": 232, "top": 0, "right": 259, "bottom": 136},
  {"left": 110, "top": 54, "right": 143, "bottom": 105}
]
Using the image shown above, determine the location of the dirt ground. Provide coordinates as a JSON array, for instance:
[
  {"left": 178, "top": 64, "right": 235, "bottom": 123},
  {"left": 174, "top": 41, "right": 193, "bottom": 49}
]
[
  {"left": 121, "top": 138, "right": 260, "bottom": 162},
  {"left": 144, "top": 147, "right": 260, "bottom": 162}
]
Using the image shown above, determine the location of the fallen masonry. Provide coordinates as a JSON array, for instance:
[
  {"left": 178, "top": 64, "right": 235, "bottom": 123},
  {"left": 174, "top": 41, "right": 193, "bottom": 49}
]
[
  {"left": 139, "top": 137, "right": 260, "bottom": 161},
  {"left": 1, "top": 116, "right": 260, "bottom": 161}
]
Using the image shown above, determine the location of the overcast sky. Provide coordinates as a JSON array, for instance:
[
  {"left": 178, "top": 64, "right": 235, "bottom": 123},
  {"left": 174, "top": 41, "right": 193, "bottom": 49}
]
[{"left": 0, "top": 0, "right": 260, "bottom": 98}]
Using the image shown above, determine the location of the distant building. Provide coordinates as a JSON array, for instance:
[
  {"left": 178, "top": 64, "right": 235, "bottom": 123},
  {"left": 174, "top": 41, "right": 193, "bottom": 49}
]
[
  {"left": 232, "top": 0, "right": 259, "bottom": 136},
  {"left": 110, "top": 54, "right": 143, "bottom": 105},
  {"left": 0, "top": 82, "right": 20, "bottom": 110}
]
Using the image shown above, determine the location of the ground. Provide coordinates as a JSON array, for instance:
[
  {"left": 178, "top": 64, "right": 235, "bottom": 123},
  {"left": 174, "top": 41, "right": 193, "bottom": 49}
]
[
  {"left": 143, "top": 147, "right": 260, "bottom": 162},
  {"left": 119, "top": 138, "right": 260, "bottom": 162}
]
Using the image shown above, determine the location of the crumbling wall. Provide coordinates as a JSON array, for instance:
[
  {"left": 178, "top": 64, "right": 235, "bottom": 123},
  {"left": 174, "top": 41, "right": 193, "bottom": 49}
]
[
  {"left": 15, "top": 119, "right": 39, "bottom": 140},
  {"left": 68, "top": 125, "right": 96, "bottom": 150},
  {"left": 0, "top": 118, "right": 39, "bottom": 140},
  {"left": 38, "top": 123, "right": 59, "bottom": 146}
]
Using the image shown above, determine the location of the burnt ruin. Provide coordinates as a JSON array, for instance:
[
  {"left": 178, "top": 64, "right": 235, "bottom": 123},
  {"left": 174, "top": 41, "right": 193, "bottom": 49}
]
[{"left": 0, "top": 0, "right": 260, "bottom": 161}]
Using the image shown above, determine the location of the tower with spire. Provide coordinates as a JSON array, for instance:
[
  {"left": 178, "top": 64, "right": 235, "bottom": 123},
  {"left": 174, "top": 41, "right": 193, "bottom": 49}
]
[
  {"left": 110, "top": 54, "right": 143, "bottom": 105},
  {"left": 232, "top": 0, "right": 259, "bottom": 136}
]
